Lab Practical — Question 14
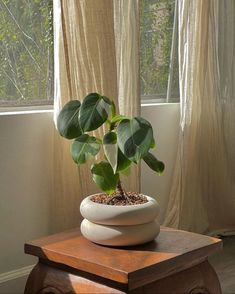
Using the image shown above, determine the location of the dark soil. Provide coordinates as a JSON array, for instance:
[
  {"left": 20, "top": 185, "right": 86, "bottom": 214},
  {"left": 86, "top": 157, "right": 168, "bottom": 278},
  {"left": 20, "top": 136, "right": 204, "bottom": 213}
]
[{"left": 90, "top": 192, "right": 148, "bottom": 206}]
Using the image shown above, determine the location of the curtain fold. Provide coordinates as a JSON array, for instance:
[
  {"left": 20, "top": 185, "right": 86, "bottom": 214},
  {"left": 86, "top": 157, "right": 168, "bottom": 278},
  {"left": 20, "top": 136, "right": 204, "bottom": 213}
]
[
  {"left": 164, "top": 0, "right": 235, "bottom": 235},
  {"left": 113, "top": 0, "right": 140, "bottom": 193},
  {"left": 52, "top": 0, "right": 140, "bottom": 232}
]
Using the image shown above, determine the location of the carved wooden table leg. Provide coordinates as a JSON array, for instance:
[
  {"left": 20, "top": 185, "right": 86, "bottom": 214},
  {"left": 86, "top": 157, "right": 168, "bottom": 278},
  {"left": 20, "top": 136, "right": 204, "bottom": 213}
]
[
  {"left": 24, "top": 263, "right": 125, "bottom": 294},
  {"left": 136, "top": 260, "right": 221, "bottom": 294}
]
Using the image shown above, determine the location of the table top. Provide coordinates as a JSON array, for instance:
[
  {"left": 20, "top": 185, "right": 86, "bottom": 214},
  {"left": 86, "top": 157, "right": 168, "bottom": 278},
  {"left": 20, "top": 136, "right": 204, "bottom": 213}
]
[{"left": 25, "top": 227, "right": 222, "bottom": 290}]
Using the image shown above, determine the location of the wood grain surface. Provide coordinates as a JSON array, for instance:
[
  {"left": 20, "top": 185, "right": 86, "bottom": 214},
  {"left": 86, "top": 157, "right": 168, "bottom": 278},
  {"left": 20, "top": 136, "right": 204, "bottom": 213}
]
[{"left": 25, "top": 227, "right": 222, "bottom": 290}]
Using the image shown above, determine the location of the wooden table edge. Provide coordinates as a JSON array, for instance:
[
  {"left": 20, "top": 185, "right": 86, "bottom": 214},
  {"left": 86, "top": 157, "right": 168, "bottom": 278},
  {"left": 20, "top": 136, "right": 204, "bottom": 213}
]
[
  {"left": 25, "top": 236, "right": 222, "bottom": 290},
  {"left": 24, "top": 243, "right": 129, "bottom": 284}
]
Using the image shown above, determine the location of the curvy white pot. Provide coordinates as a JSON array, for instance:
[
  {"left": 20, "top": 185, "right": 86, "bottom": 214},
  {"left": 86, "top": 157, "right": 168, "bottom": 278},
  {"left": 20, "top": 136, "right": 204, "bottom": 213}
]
[
  {"left": 80, "top": 194, "right": 160, "bottom": 225},
  {"left": 81, "top": 218, "right": 160, "bottom": 246},
  {"left": 80, "top": 194, "right": 160, "bottom": 246}
]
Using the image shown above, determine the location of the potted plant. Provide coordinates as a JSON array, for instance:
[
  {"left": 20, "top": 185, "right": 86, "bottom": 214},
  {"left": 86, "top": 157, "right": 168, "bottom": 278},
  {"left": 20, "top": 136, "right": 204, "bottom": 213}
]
[{"left": 57, "top": 93, "right": 164, "bottom": 246}]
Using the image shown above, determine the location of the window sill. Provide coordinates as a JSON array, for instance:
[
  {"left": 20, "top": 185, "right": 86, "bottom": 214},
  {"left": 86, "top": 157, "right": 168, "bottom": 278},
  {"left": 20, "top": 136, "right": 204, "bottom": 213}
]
[
  {"left": 0, "top": 105, "right": 54, "bottom": 116},
  {"left": 0, "top": 102, "right": 180, "bottom": 115},
  {"left": 141, "top": 101, "right": 180, "bottom": 107},
  {"left": 141, "top": 96, "right": 180, "bottom": 106}
]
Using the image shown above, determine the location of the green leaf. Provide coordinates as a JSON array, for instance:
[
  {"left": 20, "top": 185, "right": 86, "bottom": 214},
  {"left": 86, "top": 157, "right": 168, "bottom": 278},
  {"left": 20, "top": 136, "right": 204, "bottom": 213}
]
[
  {"left": 110, "top": 115, "right": 129, "bottom": 124},
  {"left": 150, "top": 137, "right": 156, "bottom": 149},
  {"left": 117, "top": 117, "right": 154, "bottom": 163},
  {"left": 103, "top": 132, "right": 118, "bottom": 173},
  {"left": 79, "top": 93, "right": 112, "bottom": 132},
  {"left": 91, "top": 161, "right": 119, "bottom": 194},
  {"left": 116, "top": 148, "right": 131, "bottom": 172},
  {"left": 111, "top": 101, "right": 116, "bottom": 118},
  {"left": 143, "top": 152, "right": 165, "bottom": 174},
  {"left": 71, "top": 134, "right": 100, "bottom": 164},
  {"left": 57, "top": 100, "right": 82, "bottom": 139},
  {"left": 103, "top": 131, "right": 117, "bottom": 145}
]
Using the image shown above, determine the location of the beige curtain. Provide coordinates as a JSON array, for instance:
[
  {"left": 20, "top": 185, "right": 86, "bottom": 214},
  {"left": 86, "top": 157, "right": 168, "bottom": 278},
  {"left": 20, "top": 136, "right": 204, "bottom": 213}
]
[
  {"left": 164, "top": 0, "right": 235, "bottom": 235},
  {"left": 52, "top": 0, "right": 140, "bottom": 232}
]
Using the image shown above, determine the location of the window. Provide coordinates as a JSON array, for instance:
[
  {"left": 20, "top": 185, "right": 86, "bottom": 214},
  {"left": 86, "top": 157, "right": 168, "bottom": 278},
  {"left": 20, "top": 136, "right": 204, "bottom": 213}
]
[
  {"left": 140, "top": 0, "right": 179, "bottom": 103},
  {"left": 0, "top": 0, "right": 53, "bottom": 108}
]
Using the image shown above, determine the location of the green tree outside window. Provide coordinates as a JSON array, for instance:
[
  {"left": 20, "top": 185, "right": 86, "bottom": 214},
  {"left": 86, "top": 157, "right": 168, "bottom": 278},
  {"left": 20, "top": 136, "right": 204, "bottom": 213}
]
[
  {"left": 140, "top": 0, "right": 179, "bottom": 101},
  {"left": 0, "top": 0, "right": 53, "bottom": 106}
]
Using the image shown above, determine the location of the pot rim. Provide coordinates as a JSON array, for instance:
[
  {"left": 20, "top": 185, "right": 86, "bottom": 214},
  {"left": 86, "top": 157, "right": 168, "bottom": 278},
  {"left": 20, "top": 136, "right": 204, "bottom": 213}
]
[
  {"left": 80, "top": 193, "right": 160, "bottom": 226},
  {"left": 82, "top": 193, "right": 158, "bottom": 208}
]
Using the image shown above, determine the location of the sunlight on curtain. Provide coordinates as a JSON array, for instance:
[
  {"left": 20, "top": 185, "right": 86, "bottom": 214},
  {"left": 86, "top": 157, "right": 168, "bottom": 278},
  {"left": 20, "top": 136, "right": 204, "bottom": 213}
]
[
  {"left": 113, "top": 0, "right": 140, "bottom": 193},
  {"left": 52, "top": 0, "right": 140, "bottom": 232},
  {"left": 164, "top": 0, "right": 235, "bottom": 235}
]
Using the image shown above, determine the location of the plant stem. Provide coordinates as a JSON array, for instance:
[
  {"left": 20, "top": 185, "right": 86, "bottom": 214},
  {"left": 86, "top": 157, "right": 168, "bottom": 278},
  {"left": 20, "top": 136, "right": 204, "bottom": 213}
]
[
  {"left": 107, "top": 179, "right": 131, "bottom": 204},
  {"left": 116, "top": 179, "right": 126, "bottom": 197}
]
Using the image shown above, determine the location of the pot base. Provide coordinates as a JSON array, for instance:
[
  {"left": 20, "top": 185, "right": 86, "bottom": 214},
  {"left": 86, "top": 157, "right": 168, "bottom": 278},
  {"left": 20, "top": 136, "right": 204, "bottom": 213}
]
[{"left": 80, "top": 219, "right": 160, "bottom": 246}]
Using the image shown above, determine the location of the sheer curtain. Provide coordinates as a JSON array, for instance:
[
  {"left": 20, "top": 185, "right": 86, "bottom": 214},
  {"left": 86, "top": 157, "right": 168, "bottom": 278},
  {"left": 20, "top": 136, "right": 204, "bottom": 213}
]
[
  {"left": 52, "top": 0, "right": 140, "bottom": 232},
  {"left": 164, "top": 0, "right": 235, "bottom": 235}
]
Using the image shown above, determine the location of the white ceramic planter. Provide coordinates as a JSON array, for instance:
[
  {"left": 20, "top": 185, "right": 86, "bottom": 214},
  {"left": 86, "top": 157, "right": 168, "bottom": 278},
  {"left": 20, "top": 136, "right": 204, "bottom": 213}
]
[
  {"left": 80, "top": 194, "right": 160, "bottom": 225},
  {"left": 81, "top": 218, "right": 160, "bottom": 246},
  {"left": 80, "top": 194, "right": 160, "bottom": 246}
]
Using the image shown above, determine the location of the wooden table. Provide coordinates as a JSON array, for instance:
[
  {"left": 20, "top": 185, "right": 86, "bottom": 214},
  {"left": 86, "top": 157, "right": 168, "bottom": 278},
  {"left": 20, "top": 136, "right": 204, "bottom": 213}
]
[{"left": 24, "top": 227, "right": 222, "bottom": 294}]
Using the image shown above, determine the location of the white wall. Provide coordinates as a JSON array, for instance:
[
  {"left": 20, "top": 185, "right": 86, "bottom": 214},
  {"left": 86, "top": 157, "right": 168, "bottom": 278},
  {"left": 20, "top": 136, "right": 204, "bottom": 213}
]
[
  {"left": 0, "top": 112, "right": 54, "bottom": 292},
  {"left": 0, "top": 104, "right": 180, "bottom": 292},
  {"left": 141, "top": 103, "right": 180, "bottom": 222}
]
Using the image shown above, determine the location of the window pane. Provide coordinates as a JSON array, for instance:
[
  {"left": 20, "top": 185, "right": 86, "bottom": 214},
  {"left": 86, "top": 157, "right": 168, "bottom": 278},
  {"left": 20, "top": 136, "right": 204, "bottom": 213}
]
[
  {"left": 140, "top": 0, "right": 179, "bottom": 102},
  {"left": 0, "top": 0, "right": 53, "bottom": 107}
]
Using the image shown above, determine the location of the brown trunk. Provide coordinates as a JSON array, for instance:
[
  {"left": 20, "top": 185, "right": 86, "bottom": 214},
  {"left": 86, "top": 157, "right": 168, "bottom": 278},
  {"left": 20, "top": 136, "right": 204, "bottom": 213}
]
[
  {"left": 116, "top": 180, "right": 126, "bottom": 197},
  {"left": 107, "top": 180, "right": 131, "bottom": 204}
]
